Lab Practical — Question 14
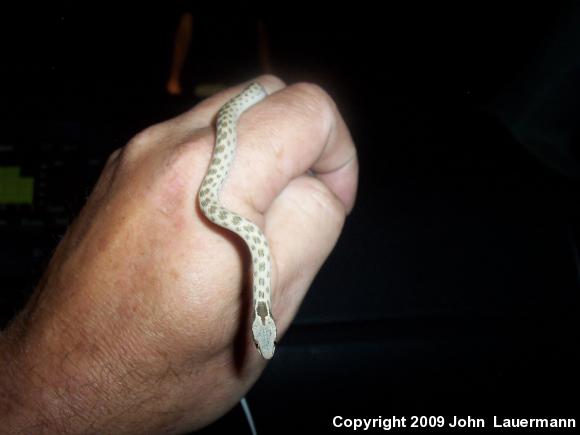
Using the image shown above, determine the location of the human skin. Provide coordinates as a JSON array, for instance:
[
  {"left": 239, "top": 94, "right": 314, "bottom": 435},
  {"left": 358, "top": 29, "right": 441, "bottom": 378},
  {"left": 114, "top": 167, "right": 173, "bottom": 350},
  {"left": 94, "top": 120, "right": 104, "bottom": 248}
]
[{"left": 0, "top": 75, "right": 358, "bottom": 434}]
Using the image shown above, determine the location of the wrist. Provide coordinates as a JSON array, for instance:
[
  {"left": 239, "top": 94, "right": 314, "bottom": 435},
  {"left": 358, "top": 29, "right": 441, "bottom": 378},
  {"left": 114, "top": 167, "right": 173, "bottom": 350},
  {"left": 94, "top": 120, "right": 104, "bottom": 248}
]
[
  {"left": 0, "top": 304, "right": 199, "bottom": 435},
  {"left": 0, "top": 311, "right": 120, "bottom": 434}
]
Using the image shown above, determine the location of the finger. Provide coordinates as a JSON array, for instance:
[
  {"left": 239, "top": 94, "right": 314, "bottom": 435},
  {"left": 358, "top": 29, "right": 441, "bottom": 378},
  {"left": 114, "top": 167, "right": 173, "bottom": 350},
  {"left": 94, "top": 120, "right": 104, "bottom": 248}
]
[
  {"left": 134, "top": 75, "right": 286, "bottom": 149},
  {"left": 120, "top": 75, "right": 286, "bottom": 169},
  {"left": 184, "top": 74, "right": 286, "bottom": 127},
  {"left": 220, "top": 82, "right": 358, "bottom": 220},
  {"left": 264, "top": 174, "right": 347, "bottom": 332}
]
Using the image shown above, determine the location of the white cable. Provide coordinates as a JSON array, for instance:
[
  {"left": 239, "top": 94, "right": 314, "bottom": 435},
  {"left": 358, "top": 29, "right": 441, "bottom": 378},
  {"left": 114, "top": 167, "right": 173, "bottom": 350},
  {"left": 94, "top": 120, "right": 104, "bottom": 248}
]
[{"left": 240, "top": 396, "right": 258, "bottom": 435}]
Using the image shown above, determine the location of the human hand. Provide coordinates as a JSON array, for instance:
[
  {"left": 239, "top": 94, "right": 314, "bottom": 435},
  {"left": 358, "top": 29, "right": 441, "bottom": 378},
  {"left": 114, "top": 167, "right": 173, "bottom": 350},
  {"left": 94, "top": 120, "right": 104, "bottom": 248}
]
[{"left": 0, "top": 75, "right": 358, "bottom": 434}]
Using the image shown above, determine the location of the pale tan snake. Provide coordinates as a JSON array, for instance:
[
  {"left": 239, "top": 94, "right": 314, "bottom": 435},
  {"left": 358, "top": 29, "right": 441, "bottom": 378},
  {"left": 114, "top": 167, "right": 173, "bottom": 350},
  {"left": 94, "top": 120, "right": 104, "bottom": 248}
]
[{"left": 198, "top": 83, "right": 277, "bottom": 359}]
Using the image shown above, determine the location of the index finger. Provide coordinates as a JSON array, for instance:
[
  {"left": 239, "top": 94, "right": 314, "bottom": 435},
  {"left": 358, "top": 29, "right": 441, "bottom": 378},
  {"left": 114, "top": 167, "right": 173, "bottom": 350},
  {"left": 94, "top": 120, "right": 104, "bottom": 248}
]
[{"left": 165, "top": 75, "right": 287, "bottom": 133}]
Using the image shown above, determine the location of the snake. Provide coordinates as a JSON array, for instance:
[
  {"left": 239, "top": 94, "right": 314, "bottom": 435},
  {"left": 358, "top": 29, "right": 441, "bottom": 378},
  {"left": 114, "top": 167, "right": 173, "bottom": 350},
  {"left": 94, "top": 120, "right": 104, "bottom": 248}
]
[{"left": 198, "top": 82, "right": 277, "bottom": 359}]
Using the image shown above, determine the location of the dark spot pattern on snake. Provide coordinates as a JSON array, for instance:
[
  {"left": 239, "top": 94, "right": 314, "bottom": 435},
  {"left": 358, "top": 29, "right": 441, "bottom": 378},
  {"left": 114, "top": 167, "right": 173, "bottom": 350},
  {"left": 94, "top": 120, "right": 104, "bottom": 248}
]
[
  {"left": 199, "top": 83, "right": 276, "bottom": 359},
  {"left": 256, "top": 302, "right": 269, "bottom": 324}
]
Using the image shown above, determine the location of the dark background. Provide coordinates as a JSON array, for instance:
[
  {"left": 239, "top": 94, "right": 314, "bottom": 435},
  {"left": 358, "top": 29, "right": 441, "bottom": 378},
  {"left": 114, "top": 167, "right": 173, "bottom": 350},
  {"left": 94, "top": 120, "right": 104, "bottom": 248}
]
[{"left": 1, "top": 2, "right": 579, "bottom": 433}]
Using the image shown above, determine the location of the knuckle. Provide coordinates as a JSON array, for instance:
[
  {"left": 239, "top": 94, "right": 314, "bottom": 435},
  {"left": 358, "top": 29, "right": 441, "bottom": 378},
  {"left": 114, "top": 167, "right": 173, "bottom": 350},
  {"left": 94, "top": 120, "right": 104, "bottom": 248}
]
[
  {"left": 106, "top": 147, "right": 122, "bottom": 164},
  {"left": 288, "top": 82, "right": 336, "bottom": 129},
  {"left": 167, "top": 133, "right": 213, "bottom": 172},
  {"left": 125, "top": 123, "right": 164, "bottom": 157},
  {"left": 256, "top": 74, "right": 286, "bottom": 89},
  {"left": 129, "top": 125, "right": 156, "bottom": 147}
]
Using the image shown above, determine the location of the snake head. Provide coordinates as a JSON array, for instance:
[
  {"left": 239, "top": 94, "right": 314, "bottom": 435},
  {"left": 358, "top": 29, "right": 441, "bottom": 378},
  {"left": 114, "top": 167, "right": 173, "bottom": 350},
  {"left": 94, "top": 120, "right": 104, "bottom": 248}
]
[{"left": 252, "top": 314, "right": 277, "bottom": 359}]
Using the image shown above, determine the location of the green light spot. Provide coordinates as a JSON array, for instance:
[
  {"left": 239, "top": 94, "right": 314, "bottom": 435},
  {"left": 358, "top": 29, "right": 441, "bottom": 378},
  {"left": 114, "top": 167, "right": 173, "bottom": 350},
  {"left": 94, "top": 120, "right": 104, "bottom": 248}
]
[{"left": 0, "top": 166, "right": 34, "bottom": 204}]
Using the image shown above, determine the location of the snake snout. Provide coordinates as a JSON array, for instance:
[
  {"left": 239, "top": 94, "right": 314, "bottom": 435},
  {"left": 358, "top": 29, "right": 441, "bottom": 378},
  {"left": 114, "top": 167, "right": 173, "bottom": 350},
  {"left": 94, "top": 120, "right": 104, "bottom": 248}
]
[{"left": 252, "top": 314, "right": 277, "bottom": 359}]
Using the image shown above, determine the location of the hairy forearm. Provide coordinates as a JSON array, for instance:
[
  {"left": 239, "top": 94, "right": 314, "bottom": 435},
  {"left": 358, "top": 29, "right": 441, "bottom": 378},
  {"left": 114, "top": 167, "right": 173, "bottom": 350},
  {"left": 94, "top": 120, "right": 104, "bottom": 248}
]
[
  {"left": 0, "top": 312, "right": 100, "bottom": 434},
  {"left": 0, "top": 320, "right": 47, "bottom": 434},
  {"left": 0, "top": 309, "right": 186, "bottom": 434},
  {"left": 0, "top": 277, "right": 253, "bottom": 435}
]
